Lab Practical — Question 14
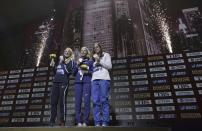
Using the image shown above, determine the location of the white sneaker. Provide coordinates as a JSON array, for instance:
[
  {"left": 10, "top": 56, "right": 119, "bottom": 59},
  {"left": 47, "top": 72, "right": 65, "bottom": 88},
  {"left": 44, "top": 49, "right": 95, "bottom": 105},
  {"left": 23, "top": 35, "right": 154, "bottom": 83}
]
[
  {"left": 77, "top": 123, "right": 82, "bottom": 127},
  {"left": 82, "top": 123, "right": 87, "bottom": 127},
  {"left": 102, "top": 124, "right": 107, "bottom": 127}
]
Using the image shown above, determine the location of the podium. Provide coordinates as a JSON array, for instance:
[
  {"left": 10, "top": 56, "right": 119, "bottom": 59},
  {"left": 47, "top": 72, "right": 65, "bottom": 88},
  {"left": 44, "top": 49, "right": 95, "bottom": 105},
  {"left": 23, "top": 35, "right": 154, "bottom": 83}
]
[{"left": 0, "top": 127, "right": 171, "bottom": 131}]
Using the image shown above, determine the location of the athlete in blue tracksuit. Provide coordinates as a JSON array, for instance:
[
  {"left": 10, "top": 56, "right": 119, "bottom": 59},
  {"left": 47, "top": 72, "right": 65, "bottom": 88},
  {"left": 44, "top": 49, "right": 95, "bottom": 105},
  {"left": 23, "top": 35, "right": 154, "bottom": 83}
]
[
  {"left": 74, "top": 47, "right": 93, "bottom": 126},
  {"left": 50, "top": 48, "right": 76, "bottom": 126},
  {"left": 91, "top": 43, "right": 112, "bottom": 126}
]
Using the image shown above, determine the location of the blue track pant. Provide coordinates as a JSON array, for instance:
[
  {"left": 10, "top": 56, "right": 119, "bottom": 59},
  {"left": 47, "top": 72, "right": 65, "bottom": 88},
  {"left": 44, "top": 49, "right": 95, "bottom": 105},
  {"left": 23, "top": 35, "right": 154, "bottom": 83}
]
[
  {"left": 91, "top": 80, "right": 110, "bottom": 126},
  {"left": 75, "top": 82, "right": 91, "bottom": 124}
]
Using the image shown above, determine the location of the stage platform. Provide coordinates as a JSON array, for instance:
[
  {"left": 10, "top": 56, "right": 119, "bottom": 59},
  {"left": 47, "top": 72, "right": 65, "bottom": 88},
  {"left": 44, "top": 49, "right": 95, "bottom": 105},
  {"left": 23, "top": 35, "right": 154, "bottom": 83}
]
[{"left": 0, "top": 127, "right": 171, "bottom": 131}]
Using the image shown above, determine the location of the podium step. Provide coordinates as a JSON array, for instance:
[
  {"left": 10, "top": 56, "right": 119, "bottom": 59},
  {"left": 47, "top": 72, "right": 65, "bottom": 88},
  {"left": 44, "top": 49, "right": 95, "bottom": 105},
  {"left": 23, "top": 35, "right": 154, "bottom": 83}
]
[{"left": 0, "top": 127, "right": 171, "bottom": 131}]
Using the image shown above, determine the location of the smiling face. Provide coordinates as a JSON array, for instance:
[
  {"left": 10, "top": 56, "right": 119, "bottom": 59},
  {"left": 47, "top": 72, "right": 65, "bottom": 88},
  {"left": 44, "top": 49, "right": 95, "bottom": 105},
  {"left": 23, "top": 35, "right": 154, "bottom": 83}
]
[
  {"left": 64, "top": 48, "right": 72, "bottom": 58},
  {"left": 80, "top": 47, "right": 88, "bottom": 57},
  {"left": 94, "top": 43, "right": 101, "bottom": 54}
]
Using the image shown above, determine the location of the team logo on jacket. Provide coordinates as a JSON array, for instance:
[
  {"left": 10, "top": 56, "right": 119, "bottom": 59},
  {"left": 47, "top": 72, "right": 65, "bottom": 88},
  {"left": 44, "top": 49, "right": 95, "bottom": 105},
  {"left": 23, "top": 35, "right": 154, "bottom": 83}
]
[{"left": 56, "top": 65, "right": 64, "bottom": 74}]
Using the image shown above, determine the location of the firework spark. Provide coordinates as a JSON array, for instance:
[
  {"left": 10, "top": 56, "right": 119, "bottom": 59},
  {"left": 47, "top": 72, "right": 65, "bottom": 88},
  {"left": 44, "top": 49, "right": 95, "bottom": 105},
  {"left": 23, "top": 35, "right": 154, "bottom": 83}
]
[
  {"left": 36, "top": 32, "right": 49, "bottom": 67},
  {"left": 35, "top": 18, "right": 53, "bottom": 67},
  {"left": 152, "top": 0, "right": 173, "bottom": 53}
]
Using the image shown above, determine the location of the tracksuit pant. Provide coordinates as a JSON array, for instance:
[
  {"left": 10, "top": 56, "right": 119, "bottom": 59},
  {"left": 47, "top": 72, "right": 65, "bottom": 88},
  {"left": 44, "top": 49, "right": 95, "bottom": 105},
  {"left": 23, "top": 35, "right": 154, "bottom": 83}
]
[
  {"left": 50, "top": 82, "right": 68, "bottom": 123},
  {"left": 75, "top": 82, "right": 91, "bottom": 125},
  {"left": 91, "top": 80, "right": 110, "bottom": 126}
]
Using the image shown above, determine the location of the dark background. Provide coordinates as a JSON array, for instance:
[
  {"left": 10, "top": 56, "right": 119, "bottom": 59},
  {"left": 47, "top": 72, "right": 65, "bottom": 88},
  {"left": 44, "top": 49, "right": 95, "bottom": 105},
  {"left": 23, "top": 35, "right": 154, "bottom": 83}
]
[
  {"left": 0, "top": 0, "right": 66, "bottom": 69},
  {"left": 0, "top": 0, "right": 202, "bottom": 69}
]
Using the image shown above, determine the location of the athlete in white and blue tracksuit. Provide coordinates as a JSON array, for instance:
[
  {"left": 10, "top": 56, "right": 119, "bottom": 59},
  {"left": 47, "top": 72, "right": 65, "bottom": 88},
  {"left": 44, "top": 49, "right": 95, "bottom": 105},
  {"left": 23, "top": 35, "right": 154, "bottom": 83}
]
[
  {"left": 74, "top": 47, "right": 93, "bottom": 126},
  {"left": 50, "top": 48, "right": 76, "bottom": 126},
  {"left": 91, "top": 43, "right": 112, "bottom": 126}
]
